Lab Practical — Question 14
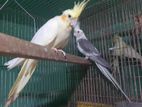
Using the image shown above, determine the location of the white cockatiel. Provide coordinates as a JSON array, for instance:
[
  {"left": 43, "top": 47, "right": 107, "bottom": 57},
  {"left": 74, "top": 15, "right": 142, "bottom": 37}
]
[{"left": 4, "top": 0, "right": 90, "bottom": 106}]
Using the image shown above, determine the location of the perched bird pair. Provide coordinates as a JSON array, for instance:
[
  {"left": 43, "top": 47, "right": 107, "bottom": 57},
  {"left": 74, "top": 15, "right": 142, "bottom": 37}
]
[
  {"left": 4, "top": 0, "right": 90, "bottom": 106},
  {"left": 73, "top": 23, "right": 131, "bottom": 102},
  {"left": 4, "top": 0, "right": 133, "bottom": 106}
]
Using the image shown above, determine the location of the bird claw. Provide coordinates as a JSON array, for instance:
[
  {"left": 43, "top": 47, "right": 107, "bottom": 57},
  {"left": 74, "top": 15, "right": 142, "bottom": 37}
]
[
  {"left": 52, "top": 48, "right": 59, "bottom": 56},
  {"left": 52, "top": 48, "right": 58, "bottom": 53},
  {"left": 52, "top": 48, "right": 66, "bottom": 59},
  {"left": 57, "top": 49, "right": 66, "bottom": 59},
  {"left": 85, "top": 56, "right": 89, "bottom": 60}
]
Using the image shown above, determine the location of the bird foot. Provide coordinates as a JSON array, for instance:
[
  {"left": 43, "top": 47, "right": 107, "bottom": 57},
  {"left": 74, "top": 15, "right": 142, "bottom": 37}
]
[
  {"left": 57, "top": 49, "right": 66, "bottom": 59},
  {"left": 52, "top": 48, "right": 58, "bottom": 53},
  {"left": 85, "top": 56, "right": 89, "bottom": 60},
  {"left": 52, "top": 48, "right": 66, "bottom": 59}
]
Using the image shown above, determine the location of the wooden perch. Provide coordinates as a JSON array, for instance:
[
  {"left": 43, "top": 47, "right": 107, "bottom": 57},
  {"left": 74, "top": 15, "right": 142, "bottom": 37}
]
[{"left": 0, "top": 33, "right": 91, "bottom": 65}]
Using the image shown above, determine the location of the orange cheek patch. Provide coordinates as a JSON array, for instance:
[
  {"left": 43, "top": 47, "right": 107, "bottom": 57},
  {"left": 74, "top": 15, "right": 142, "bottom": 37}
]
[{"left": 61, "top": 15, "right": 67, "bottom": 21}]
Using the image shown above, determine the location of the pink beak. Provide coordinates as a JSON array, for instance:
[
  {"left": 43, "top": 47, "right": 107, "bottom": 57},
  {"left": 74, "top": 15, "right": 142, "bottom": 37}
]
[{"left": 71, "top": 19, "right": 78, "bottom": 28}]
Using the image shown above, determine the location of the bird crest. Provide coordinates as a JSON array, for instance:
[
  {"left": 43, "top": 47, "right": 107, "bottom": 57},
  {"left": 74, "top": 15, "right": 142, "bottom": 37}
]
[{"left": 72, "top": 0, "right": 90, "bottom": 18}]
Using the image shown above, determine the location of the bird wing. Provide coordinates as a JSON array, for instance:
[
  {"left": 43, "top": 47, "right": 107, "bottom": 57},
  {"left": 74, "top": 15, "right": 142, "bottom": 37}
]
[
  {"left": 123, "top": 42, "right": 142, "bottom": 59},
  {"left": 78, "top": 39, "right": 111, "bottom": 69},
  {"left": 4, "top": 16, "right": 59, "bottom": 70},
  {"left": 31, "top": 16, "right": 59, "bottom": 47},
  {"left": 78, "top": 39, "right": 100, "bottom": 55}
]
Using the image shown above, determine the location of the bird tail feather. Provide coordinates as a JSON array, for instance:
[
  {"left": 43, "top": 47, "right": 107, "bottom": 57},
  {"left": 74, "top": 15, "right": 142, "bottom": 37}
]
[
  {"left": 4, "top": 58, "right": 25, "bottom": 70},
  {"left": 95, "top": 63, "right": 131, "bottom": 102},
  {"left": 5, "top": 59, "right": 37, "bottom": 107}
]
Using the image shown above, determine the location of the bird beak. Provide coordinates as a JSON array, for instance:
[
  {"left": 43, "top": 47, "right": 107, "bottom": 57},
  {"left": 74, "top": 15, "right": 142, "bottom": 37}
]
[{"left": 71, "top": 18, "right": 78, "bottom": 28}]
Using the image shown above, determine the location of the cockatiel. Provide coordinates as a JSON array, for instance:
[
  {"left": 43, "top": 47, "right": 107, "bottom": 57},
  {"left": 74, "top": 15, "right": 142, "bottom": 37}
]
[
  {"left": 73, "top": 23, "right": 131, "bottom": 102},
  {"left": 109, "top": 34, "right": 142, "bottom": 66},
  {"left": 4, "top": 0, "right": 90, "bottom": 106}
]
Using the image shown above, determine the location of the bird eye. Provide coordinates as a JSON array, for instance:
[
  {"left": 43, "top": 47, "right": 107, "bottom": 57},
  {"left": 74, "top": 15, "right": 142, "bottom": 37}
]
[
  {"left": 68, "top": 14, "right": 71, "bottom": 18},
  {"left": 77, "top": 31, "right": 80, "bottom": 33}
]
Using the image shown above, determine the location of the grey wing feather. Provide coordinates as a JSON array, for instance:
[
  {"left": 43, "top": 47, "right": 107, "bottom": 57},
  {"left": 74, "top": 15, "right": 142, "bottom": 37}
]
[
  {"left": 78, "top": 39, "right": 100, "bottom": 55},
  {"left": 78, "top": 39, "right": 110, "bottom": 69},
  {"left": 90, "top": 55, "right": 111, "bottom": 69}
]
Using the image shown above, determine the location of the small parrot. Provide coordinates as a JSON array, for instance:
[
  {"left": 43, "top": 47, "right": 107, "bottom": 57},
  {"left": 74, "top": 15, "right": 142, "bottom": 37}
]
[
  {"left": 4, "top": 0, "right": 90, "bottom": 106},
  {"left": 109, "top": 34, "right": 142, "bottom": 66},
  {"left": 73, "top": 23, "right": 131, "bottom": 102}
]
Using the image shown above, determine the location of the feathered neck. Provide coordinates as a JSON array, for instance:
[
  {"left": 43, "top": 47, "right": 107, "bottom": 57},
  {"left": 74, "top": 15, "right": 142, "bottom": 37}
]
[{"left": 76, "top": 35, "right": 88, "bottom": 41}]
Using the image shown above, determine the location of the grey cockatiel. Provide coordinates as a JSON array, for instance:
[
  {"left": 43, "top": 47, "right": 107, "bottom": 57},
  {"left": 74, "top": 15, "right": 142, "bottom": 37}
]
[{"left": 73, "top": 23, "right": 131, "bottom": 102}]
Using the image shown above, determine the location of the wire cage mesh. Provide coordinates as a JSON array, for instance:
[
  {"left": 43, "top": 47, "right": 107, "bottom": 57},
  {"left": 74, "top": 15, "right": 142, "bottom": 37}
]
[
  {"left": 69, "top": 0, "right": 142, "bottom": 106},
  {"left": 0, "top": 0, "right": 142, "bottom": 107}
]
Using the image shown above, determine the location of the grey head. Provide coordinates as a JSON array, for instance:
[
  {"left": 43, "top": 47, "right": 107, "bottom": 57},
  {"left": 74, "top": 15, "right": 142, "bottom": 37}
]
[{"left": 73, "top": 22, "right": 87, "bottom": 40}]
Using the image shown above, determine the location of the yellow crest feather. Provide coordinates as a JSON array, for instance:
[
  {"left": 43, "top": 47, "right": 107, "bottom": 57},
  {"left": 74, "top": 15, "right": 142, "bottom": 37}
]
[{"left": 72, "top": 0, "right": 90, "bottom": 18}]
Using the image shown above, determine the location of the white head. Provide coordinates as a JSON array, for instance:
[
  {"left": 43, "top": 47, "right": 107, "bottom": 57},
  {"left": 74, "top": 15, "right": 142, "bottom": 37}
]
[{"left": 61, "top": 0, "right": 90, "bottom": 27}]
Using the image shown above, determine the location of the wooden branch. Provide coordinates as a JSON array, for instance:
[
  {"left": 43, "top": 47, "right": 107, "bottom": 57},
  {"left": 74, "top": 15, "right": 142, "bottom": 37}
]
[{"left": 0, "top": 33, "right": 91, "bottom": 65}]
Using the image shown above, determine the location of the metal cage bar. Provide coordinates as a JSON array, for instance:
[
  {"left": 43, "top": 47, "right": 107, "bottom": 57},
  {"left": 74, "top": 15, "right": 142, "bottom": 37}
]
[{"left": 68, "top": 0, "right": 142, "bottom": 107}]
